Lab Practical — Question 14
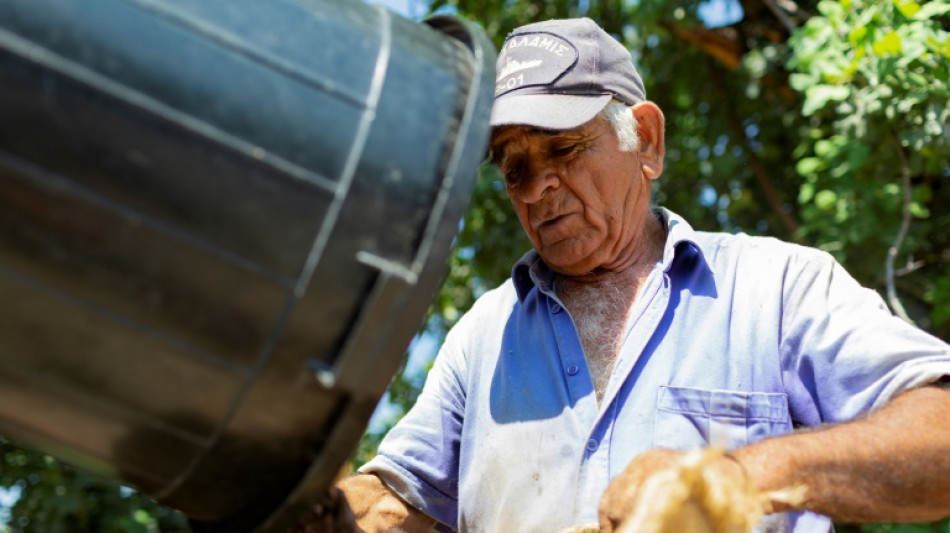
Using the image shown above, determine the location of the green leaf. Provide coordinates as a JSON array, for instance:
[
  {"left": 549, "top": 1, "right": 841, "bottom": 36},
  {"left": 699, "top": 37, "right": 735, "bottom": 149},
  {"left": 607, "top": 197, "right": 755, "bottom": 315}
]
[
  {"left": 803, "top": 85, "right": 851, "bottom": 115},
  {"left": 894, "top": 0, "right": 921, "bottom": 18},
  {"left": 815, "top": 189, "right": 838, "bottom": 210},
  {"left": 848, "top": 25, "right": 869, "bottom": 45},
  {"left": 789, "top": 73, "right": 815, "bottom": 91},
  {"left": 906, "top": 71, "right": 929, "bottom": 87},
  {"left": 909, "top": 202, "right": 931, "bottom": 218},
  {"left": 796, "top": 157, "right": 824, "bottom": 175},
  {"left": 817, "top": 0, "right": 844, "bottom": 18},
  {"left": 873, "top": 30, "right": 903, "bottom": 55},
  {"left": 799, "top": 182, "right": 816, "bottom": 204},
  {"left": 814, "top": 138, "right": 841, "bottom": 158},
  {"left": 914, "top": 1, "right": 950, "bottom": 19}
]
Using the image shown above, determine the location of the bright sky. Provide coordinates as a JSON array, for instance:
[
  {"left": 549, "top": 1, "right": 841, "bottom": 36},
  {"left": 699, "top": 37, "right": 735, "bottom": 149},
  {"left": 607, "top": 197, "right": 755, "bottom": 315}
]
[{"left": 365, "top": 0, "right": 425, "bottom": 19}]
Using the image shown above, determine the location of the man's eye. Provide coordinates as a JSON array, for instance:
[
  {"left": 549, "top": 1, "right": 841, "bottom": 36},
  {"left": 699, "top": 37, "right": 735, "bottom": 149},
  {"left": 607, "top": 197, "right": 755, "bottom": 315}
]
[
  {"left": 503, "top": 168, "right": 522, "bottom": 188},
  {"left": 551, "top": 144, "right": 578, "bottom": 157}
]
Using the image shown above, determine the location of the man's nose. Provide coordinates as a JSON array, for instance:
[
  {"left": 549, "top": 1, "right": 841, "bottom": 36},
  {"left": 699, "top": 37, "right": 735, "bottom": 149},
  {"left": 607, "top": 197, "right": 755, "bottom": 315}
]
[{"left": 516, "top": 162, "right": 560, "bottom": 204}]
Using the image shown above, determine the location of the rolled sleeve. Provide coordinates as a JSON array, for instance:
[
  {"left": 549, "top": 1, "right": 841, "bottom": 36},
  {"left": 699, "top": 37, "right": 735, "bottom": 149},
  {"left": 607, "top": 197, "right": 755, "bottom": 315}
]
[
  {"left": 779, "top": 249, "right": 950, "bottom": 424},
  {"left": 360, "top": 331, "right": 467, "bottom": 529}
]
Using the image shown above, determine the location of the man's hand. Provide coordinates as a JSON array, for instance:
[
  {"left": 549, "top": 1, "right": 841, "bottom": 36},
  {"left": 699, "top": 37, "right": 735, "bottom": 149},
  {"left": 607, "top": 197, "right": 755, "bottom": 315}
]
[
  {"left": 600, "top": 384, "right": 950, "bottom": 531},
  {"left": 598, "top": 449, "right": 686, "bottom": 532},
  {"left": 293, "top": 473, "right": 437, "bottom": 533},
  {"left": 597, "top": 448, "right": 799, "bottom": 533},
  {"left": 292, "top": 486, "right": 359, "bottom": 533}
]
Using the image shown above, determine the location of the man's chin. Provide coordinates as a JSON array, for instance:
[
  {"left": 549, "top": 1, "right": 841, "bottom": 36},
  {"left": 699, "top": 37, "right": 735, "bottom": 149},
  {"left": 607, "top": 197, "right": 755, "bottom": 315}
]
[{"left": 540, "top": 251, "right": 600, "bottom": 278}]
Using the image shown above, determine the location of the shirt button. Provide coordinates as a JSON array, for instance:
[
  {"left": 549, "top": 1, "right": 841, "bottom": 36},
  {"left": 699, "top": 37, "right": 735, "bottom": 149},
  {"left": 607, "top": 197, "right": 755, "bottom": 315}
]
[
  {"left": 587, "top": 439, "right": 598, "bottom": 452},
  {"left": 551, "top": 303, "right": 562, "bottom": 314},
  {"left": 566, "top": 364, "right": 579, "bottom": 376}
]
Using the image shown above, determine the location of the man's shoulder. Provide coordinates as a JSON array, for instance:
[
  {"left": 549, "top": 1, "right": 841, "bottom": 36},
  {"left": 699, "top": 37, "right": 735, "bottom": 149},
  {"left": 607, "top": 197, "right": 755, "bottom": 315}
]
[
  {"left": 690, "top": 230, "right": 833, "bottom": 268},
  {"left": 441, "top": 279, "right": 521, "bottom": 355},
  {"left": 662, "top": 209, "right": 832, "bottom": 270},
  {"left": 456, "top": 278, "right": 521, "bottom": 325}
]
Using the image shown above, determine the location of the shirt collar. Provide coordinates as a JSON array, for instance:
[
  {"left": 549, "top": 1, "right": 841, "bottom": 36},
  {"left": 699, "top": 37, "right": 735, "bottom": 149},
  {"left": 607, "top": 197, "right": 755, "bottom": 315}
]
[
  {"left": 656, "top": 207, "right": 712, "bottom": 274},
  {"left": 511, "top": 208, "right": 713, "bottom": 303}
]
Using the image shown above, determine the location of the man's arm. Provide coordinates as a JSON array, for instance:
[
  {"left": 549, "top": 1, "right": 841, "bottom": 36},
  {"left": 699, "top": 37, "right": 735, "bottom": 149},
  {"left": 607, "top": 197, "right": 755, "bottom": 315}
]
[
  {"left": 735, "top": 383, "right": 950, "bottom": 523},
  {"left": 336, "top": 473, "right": 437, "bottom": 533},
  {"left": 600, "top": 383, "right": 950, "bottom": 531}
]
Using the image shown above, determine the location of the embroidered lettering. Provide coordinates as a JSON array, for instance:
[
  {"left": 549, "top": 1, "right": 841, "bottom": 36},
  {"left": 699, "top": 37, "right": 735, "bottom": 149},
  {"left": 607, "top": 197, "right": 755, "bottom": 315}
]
[{"left": 495, "top": 73, "right": 525, "bottom": 93}]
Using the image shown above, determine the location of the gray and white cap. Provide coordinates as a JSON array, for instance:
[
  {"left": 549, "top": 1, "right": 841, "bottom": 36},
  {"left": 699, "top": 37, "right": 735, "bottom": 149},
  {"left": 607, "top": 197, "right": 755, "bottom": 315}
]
[{"left": 490, "top": 17, "right": 646, "bottom": 130}]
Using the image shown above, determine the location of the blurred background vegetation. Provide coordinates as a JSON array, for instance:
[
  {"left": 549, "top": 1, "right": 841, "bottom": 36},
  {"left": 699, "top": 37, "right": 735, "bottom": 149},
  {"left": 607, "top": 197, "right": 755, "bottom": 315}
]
[{"left": 3, "top": 0, "right": 949, "bottom": 531}]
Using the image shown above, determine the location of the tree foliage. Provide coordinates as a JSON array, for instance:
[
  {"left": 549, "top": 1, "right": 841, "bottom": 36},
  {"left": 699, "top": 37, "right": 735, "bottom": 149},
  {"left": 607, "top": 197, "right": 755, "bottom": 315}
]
[
  {"left": 0, "top": 437, "right": 187, "bottom": 532},
  {"left": 788, "top": 0, "right": 950, "bottom": 327},
  {"left": 2, "top": 0, "right": 949, "bottom": 531}
]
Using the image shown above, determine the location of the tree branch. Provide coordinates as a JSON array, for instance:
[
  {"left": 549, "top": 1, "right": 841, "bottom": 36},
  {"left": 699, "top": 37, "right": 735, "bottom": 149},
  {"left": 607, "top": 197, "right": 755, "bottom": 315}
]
[
  {"left": 762, "top": 0, "right": 798, "bottom": 34},
  {"left": 707, "top": 61, "right": 800, "bottom": 236},
  {"left": 665, "top": 22, "right": 743, "bottom": 70},
  {"left": 886, "top": 134, "right": 915, "bottom": 324}
]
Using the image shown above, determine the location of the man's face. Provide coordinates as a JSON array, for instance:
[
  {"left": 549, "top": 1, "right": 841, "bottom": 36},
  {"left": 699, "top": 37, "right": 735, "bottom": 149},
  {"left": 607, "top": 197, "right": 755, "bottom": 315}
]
[{"left": 490, "top": 115, "right": 652, "bottom": 276}]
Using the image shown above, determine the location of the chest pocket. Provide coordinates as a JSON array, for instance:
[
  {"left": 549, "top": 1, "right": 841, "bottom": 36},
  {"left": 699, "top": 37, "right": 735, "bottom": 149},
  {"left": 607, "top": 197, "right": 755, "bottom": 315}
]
[{"left": 653, "top": 386, "right": 792, "bottom": 450}]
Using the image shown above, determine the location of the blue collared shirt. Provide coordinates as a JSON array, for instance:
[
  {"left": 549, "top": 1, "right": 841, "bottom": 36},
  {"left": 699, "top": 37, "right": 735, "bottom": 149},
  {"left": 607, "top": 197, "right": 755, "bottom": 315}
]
[{"left": 362, "top": 209, "right": 950, "bottom": 532}]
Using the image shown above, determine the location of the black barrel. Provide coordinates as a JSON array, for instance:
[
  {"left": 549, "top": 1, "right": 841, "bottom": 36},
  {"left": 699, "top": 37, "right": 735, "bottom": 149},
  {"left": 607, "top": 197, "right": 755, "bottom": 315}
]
[{"left": 0, "top": 0, "right": 493, "bottom": 530}]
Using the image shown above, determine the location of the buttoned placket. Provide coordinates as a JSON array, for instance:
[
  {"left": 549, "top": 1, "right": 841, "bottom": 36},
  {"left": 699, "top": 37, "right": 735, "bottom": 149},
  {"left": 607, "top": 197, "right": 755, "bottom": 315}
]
[
  {"left": 539, "top": 264, "right": 676, "bottom": 523},
  {"left": 545, "top": 289, "right": 595, "bottom": 407},
  {"left": 600, "top": 269, "right": 673, "bottom": 410},
  {"left": 541, "top": 285, "right": 600, "bottom": 521},
  {"left": 575, "top": 267, "right": 674, "bottom": 520}
]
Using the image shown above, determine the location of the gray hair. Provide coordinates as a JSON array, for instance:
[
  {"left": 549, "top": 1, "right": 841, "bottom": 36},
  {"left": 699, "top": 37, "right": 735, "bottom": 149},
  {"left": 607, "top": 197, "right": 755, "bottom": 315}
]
[{"left": 600, "top": 100, "right": 638, "bottom": 152}]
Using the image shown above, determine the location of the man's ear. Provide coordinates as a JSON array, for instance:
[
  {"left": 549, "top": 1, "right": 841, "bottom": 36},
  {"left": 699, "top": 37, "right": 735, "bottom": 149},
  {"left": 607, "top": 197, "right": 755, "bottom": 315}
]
[{"left": 632, "top": 101, "right": 665, "bottom": 180}]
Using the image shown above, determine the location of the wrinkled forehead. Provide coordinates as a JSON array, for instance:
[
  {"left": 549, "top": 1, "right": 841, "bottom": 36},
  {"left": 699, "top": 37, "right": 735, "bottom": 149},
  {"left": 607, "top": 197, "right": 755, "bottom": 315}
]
[
  {"left": 489, "top": 125, "right": 556, "bottom": 165},
  {"left": 490, "top": 124, "right": 546, "bottom": 149},
  {"left": 489, "top": 117, "right": 605, "bottom": 163}
]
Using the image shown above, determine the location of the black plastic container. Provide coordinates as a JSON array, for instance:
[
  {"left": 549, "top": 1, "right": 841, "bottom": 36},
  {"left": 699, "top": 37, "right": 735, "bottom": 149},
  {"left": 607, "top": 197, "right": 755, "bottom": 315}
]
[{"left": 0, "top": 0, "right": 493, "bottom": 530}]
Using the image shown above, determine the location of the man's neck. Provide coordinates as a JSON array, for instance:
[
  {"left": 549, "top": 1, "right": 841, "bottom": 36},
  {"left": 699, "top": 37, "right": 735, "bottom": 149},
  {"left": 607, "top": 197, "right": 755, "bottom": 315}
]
[
  {"left": 554, "top": 210, "right": 667, "bottom": 403},
  {"left": 561, "top": 208, "right": 667, "bottom": 285}
]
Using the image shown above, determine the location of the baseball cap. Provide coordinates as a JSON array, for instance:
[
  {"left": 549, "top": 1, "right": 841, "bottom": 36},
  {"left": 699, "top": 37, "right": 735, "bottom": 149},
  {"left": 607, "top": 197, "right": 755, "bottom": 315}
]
[{"left": 490, "top": 17, "right": 646, "bottom": 130}]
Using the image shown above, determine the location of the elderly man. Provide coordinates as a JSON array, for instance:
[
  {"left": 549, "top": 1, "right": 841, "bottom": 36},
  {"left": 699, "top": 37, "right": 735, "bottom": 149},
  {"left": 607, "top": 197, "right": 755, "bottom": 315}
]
[{"left": 308, "top": 17, "right": 950, "bottom": 533}]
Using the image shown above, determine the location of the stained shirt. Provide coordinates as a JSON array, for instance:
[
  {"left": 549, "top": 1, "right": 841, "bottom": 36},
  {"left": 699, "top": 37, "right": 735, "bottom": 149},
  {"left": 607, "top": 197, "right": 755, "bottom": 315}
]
[{"left": 361, "top": 209, "right": 950, "bottom": 532}]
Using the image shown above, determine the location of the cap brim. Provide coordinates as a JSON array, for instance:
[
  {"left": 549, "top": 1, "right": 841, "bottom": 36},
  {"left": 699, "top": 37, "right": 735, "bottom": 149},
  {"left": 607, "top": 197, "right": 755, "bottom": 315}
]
[{"left": 490, "top": 93, "right": 612, "bottom": 130}]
